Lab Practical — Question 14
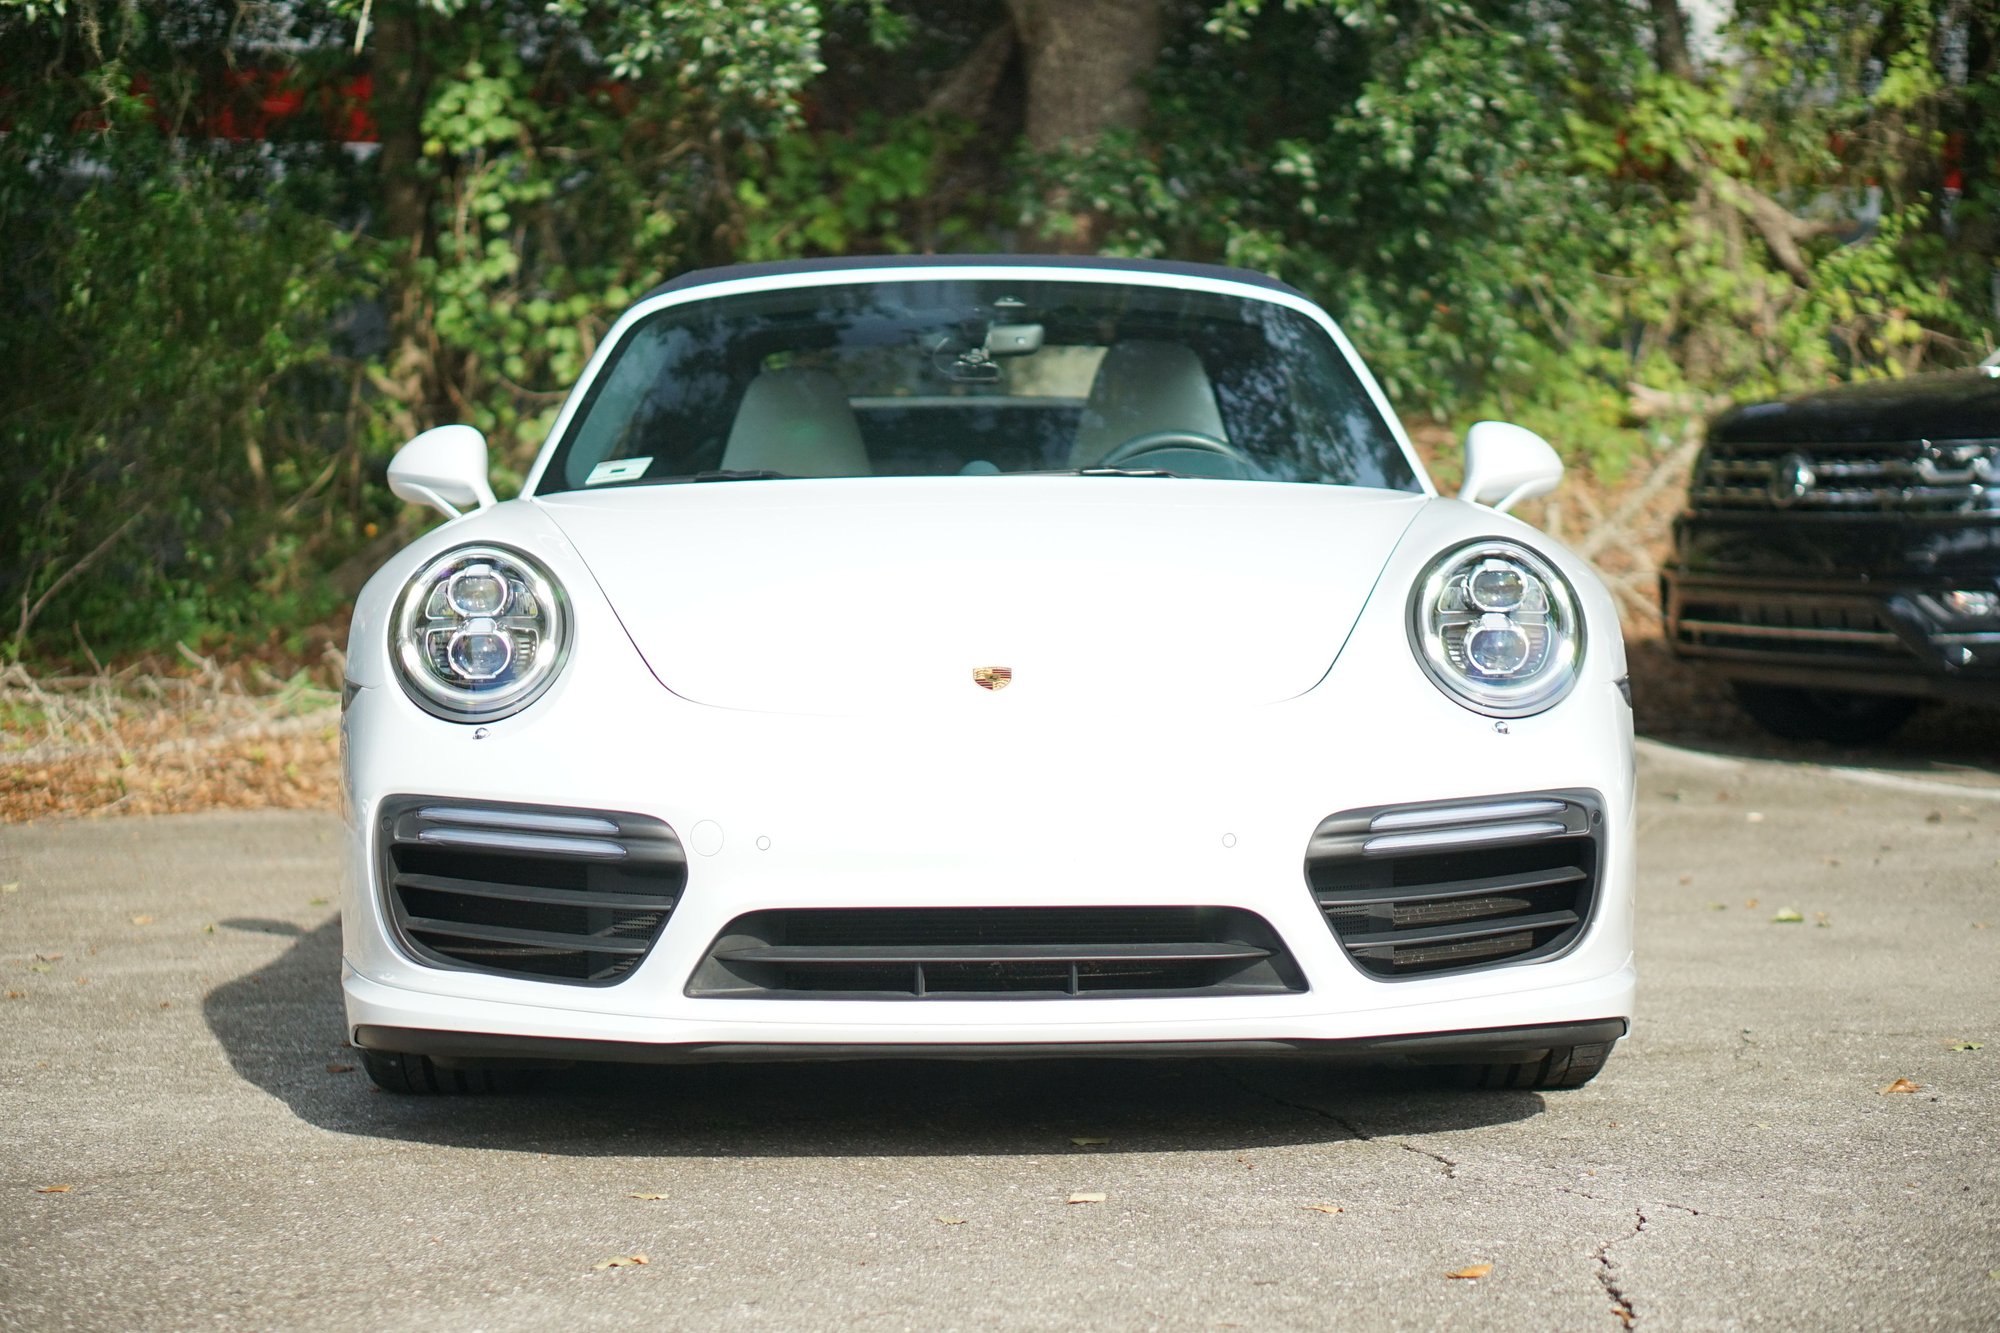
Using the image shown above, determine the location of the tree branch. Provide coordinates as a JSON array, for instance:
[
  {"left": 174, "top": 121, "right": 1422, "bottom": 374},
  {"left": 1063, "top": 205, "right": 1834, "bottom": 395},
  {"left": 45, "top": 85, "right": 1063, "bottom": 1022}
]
[
  {"left": 924, "top": 22, "right": 1015, "bottom": 122},
  {"left": 11, "top": 511, "right": 146, "bottom": 657},
  {"left": 1710, "top": 175, "right": 1844, "bottom": 286}
]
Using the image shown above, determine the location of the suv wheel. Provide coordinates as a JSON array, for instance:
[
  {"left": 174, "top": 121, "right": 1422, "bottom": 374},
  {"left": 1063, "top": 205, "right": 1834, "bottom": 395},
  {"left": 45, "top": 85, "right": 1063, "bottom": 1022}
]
[{"left": 1731, "top": 682, "right": 1918, "bottom": 744}]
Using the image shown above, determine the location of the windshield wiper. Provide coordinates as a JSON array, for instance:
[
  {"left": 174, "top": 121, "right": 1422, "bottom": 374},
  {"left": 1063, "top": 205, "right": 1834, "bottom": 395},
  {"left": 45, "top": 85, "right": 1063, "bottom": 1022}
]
[
  {"left": 1006, "top": 466, "right": 1188, "bottom": 479},
  {"left": 653, "top": 469, "right": 793, "bottom": 484}
]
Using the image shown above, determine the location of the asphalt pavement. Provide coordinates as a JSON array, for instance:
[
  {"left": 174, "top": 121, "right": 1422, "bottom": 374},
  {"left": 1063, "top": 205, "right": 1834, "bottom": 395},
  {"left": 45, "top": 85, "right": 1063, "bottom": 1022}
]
[{"left": 1, "top": 738, "right": 1996, "bottom": 1331}]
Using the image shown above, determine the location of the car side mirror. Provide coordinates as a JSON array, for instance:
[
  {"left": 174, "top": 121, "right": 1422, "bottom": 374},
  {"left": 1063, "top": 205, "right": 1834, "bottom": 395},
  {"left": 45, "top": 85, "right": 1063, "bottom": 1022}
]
[
  {"left": 388, "top": 425, "right": 499, "bottom": 519},
  {"left": 1458, "top": 420, "right": 1562, "bottom": 513}
]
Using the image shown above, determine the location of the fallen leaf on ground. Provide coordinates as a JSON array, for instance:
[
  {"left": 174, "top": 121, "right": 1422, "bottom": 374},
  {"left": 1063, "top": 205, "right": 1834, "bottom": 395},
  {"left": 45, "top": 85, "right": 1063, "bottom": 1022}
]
[
  {"left": 158, "top": 1001, "right": 170, "bottom": 1009},
  {"left": 28, "top": 964, "right": 49, "bottom": 974},
  {"left": 591, "top": 1254, "right": 648, "bottom": 1270},
  {"left": 1771, "top": 908, "right": 1804, "bottom": 924},
  {"left": 1445, "top": 1263, "right": 1493, "bottom": 1280},
  {"left": 4, "top": 990, "right": 22, "bottom": 999},
  {"left": 1706, "top": 901, "right": 1726, "bottom": 911},
  {"left": 129, "top": 915, "right": 154, "bottom": 926},
  {"left": 936, "top": 1216, "right": 967, "bottom": 1225},
  {"left": 1880, "top": 1078, "right": 1921, "bottom": 1094},
  {"left": 1, "top": 882, "right": 20, "bottom": 893},
  {"left": 1814, "top": 913, "right": 1831, "bottom": 927},
  {"left": 309, "top": 897, "right": 329, "bottom": 907},
  {"left": 1065, "top": 1192, "right": 1106, "bottom": 1205},
  {"left": 1949, "top": 1042, "right": 1983, "bottom": 1052},
  {"left": 1301, "top": 1204, "right": 1344, "bottom": 1214},
  {"left": 1746, "top": 811, "right": 1765, "bottom": 823},
  {"left": 1925, "top": 811, "right": 1943, "bottom": 824},
  {"left": 33, "top": 1185, "right": 71, "bottom": 1194},
  {"left": 35, "top": 953, "right": 63, "bottom": 962},
  {"left": 1744, "top": 898, "right": 1759, "bottom": 909},
  {"left": 628, "top": 1192, "right": 670, "bottom": 1201},
  {"left": 325, "top": 1063, "right": 354, "bottom": 1074},
  {"left": 1069, "top": 1136, "right": 1110, "bottom": 1147}
]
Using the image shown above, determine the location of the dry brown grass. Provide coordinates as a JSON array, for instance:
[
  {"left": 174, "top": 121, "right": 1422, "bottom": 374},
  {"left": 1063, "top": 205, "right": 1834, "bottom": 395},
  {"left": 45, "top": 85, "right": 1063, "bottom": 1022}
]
[{"left": 0, "top": 650, "right": 342, "bottom": 823}]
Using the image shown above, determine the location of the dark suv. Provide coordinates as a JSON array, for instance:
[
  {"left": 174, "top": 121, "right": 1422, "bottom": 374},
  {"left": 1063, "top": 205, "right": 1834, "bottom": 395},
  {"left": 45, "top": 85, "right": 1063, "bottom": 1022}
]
[{"left": 1661, "top": 358, "right": 2000, "bottom": 742}]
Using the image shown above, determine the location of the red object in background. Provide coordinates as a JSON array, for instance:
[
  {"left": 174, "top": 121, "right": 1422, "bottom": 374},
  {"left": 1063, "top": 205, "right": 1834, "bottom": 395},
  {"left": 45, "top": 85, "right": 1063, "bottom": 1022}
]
[{"left": 202, "top": 69, "right": 377, "bottom": 143}]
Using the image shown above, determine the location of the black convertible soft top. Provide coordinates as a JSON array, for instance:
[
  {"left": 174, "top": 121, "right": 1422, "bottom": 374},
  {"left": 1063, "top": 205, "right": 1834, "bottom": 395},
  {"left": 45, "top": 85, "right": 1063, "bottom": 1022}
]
[{"left": 638, "top": 254, "right": 1305, "bottom": 303}]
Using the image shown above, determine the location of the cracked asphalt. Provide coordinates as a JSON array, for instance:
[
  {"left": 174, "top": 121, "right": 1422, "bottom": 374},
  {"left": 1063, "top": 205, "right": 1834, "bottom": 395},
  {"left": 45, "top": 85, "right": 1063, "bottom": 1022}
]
[{"left": 2, "top": 737, "right": 1997, "bottom": 1331}]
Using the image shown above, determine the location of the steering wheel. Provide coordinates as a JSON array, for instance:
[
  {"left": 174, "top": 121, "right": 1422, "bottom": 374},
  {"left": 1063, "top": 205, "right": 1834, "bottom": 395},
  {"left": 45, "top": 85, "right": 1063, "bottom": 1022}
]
[{"left": 1094, "top": 429, "right": 1251, "bottom": 469}]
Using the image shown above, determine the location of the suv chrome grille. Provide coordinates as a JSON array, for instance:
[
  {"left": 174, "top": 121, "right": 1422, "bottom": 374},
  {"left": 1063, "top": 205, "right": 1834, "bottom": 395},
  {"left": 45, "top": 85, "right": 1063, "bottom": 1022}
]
[
  {"left": 1688, "top": 438, "right": 1998, "bottom": 515},
  {"left": 378, "top": 797, "right": 685, "bottom": 984},
  {"left": 688, "top": 907, "right": 1305, "bottom": 999},
  {"left": 1305, "top": 791, "right": 1600, "bottom": 979}
]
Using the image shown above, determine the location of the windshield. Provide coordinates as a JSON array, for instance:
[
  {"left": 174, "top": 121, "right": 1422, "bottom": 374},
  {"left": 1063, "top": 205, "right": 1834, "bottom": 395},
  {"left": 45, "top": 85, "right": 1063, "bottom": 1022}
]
[{"left": 536, "top": 277, "right": 1419, "bottom": 494}]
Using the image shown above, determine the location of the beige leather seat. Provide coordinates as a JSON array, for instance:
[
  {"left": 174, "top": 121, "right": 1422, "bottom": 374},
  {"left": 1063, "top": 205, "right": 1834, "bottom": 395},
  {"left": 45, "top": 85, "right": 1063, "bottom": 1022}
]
[
  {"left": 720, "top": 368, "right": 872, "bottom": 477},
  {"left": 1068, "top": 341, "right": 1228, "bottom": 468}
]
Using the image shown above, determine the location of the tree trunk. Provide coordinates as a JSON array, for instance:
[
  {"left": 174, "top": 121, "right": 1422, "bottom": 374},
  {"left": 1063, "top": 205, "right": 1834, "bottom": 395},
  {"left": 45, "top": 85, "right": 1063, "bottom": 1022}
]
[
  {"left": 1647, "top": 0, "right": 1695, "bottom": 80},
  {"left": 1004, "top": 0, "right": 1163, "bottom": 252},
  {"left": 366, "top": 2, "right": 452, "bottom": 430},
  {"left": 370, "top": 1, "right": 430, "bottom": 258}
]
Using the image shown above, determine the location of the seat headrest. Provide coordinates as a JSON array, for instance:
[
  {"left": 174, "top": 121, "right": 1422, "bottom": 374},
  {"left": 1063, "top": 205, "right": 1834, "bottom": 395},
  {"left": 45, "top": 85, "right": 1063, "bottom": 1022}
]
[
  {"left": 1069, "top": 341, "right": 1227, "bottom": 468},
  {"left": 721, "top": 367, "right": 871, "bottom": 478}
]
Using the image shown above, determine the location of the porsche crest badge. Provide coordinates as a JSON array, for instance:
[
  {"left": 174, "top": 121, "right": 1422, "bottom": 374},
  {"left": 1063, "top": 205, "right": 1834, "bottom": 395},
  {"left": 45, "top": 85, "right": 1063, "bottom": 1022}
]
[{"left": 972, "top": 666, "right": 1013, "bottom": 691}]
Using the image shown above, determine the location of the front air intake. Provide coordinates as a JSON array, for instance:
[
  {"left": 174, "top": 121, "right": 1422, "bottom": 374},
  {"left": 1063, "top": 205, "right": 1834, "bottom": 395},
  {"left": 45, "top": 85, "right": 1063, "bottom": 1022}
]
[
  {"left": 377, "top": 796, "right": 685, "bottom": 985},
  {"left": 1305, "top": 790, "right": 1601, "bottom": 979},
  {"left": 688, "top": 907, "right": 1304, "bottom": 999}
]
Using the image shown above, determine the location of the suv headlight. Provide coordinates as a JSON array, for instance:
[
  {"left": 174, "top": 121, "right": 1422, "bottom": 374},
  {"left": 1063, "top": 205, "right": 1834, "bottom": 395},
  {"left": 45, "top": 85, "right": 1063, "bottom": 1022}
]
[
  {"left": 391, "top": 545, "right": 570, "bottom": 721},
  {"left": 1411, "top": 540, "right": 1582, "bottom": 717}
]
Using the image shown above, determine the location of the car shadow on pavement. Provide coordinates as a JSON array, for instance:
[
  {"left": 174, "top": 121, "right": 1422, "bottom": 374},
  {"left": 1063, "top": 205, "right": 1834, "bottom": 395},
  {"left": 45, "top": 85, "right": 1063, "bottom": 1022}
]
[{"left": 206, "top": 920, "right": 1547, "bottom": 1158}]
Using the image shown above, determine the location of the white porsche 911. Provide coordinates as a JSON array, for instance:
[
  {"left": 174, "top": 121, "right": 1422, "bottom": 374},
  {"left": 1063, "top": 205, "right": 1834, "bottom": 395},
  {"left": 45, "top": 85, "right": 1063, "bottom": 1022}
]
[{"left": 340, "top": 256, "right": 1634, "bottom": 1094}]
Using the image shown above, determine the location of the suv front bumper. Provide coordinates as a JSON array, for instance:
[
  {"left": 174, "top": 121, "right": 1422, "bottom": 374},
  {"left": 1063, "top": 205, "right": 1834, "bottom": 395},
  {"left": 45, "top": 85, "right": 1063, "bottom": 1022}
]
[{"left": 1661, "top": 568, "right": 2000, "bottom": 704}]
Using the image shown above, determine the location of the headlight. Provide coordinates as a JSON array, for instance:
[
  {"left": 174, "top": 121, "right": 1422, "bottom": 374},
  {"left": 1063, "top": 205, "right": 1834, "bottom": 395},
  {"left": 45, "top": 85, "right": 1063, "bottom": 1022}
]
[
  {"left": 392, "top": 545, "right": 570, "bottom": 721},
  {"left": 1410, "top": 540, "right": 1582, "bottom": 716}
]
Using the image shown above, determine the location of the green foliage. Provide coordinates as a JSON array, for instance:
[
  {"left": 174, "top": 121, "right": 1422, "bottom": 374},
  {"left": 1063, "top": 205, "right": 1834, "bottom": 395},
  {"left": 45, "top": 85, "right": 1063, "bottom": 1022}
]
[
  {"left": 3, "top": 0, "right": 1996, "bottom": 661},
  {"left": 736, "top": 113, "right": 970, "bottom": 260},
  {"left": 2, "top": 159, "right": 380, "bottom": 652},
  {"left": 1020, "top": 0, "right": 1997, "bottom": 472}
]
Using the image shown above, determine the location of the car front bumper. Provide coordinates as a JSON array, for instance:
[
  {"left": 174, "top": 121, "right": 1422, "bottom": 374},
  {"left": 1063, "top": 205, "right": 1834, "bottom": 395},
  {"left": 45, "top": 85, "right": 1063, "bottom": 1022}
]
[{"left": 339, "top": 633, "right": 1638, "bottom": 1058}]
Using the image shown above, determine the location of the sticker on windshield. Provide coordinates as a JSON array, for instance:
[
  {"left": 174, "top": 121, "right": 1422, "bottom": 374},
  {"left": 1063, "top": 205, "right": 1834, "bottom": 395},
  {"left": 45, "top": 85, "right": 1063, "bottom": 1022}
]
[{"left": 586, "top": 457, "right": 651, "bottom": 485}]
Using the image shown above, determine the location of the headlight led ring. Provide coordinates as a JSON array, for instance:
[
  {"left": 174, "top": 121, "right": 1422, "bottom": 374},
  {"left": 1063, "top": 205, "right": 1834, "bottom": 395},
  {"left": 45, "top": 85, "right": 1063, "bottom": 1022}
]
[
  {"left": 392, "top": 544, "right": 570, "bottom": 721},
  {"left": 1410, "top": 540, "right": 1583, "bottom": 717}
]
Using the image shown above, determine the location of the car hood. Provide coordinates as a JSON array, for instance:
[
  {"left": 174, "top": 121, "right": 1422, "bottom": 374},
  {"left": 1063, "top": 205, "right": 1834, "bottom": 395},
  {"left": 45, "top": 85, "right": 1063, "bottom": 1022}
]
[
  {"left": 538, "top": 479, "right": 1427, "bottom": 715},
  {"left": 1709, "top": 368, "right": 2000, "bottom": 446}
]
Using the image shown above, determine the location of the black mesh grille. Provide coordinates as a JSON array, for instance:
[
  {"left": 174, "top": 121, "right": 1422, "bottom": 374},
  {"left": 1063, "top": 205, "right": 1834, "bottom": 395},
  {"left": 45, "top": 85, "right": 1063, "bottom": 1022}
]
[
  {"left": 1305, "top": 791, "right": 1600, "bottom": 979},
  {"left": 378, "top": 797, "right": 685, "bottom": 985},
  {"left": 688, "top": 906, "right": 1305, "bottom": 999}
]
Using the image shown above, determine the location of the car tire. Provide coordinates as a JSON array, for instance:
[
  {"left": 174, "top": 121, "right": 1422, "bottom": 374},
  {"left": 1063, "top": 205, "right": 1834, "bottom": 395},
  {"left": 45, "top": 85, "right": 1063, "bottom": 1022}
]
[
  {"left": 360, "top": 1049, "right": 532, "bottom": 1095},
  {"left": 1457, "top": 1041, "right": 1613, "bottom": 1090},
  {"left": 1730, "top": 682, "right": 1919, "bottom": 744}
]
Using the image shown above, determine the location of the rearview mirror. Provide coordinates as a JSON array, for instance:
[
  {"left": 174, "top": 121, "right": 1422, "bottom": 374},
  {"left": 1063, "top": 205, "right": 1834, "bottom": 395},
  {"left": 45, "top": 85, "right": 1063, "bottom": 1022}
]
[
  {"left": 388, "top": 425, "right": 498, "bottom": 520},
  {"left": 1458, "top": 421, "right": 1562, "bottom": 513}
]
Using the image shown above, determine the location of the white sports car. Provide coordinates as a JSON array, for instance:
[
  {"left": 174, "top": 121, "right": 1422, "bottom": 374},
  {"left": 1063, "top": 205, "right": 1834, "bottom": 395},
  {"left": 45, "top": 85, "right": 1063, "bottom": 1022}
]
[{"left": 340, "top": 256, "right": 1634, "bottom": 1094}]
